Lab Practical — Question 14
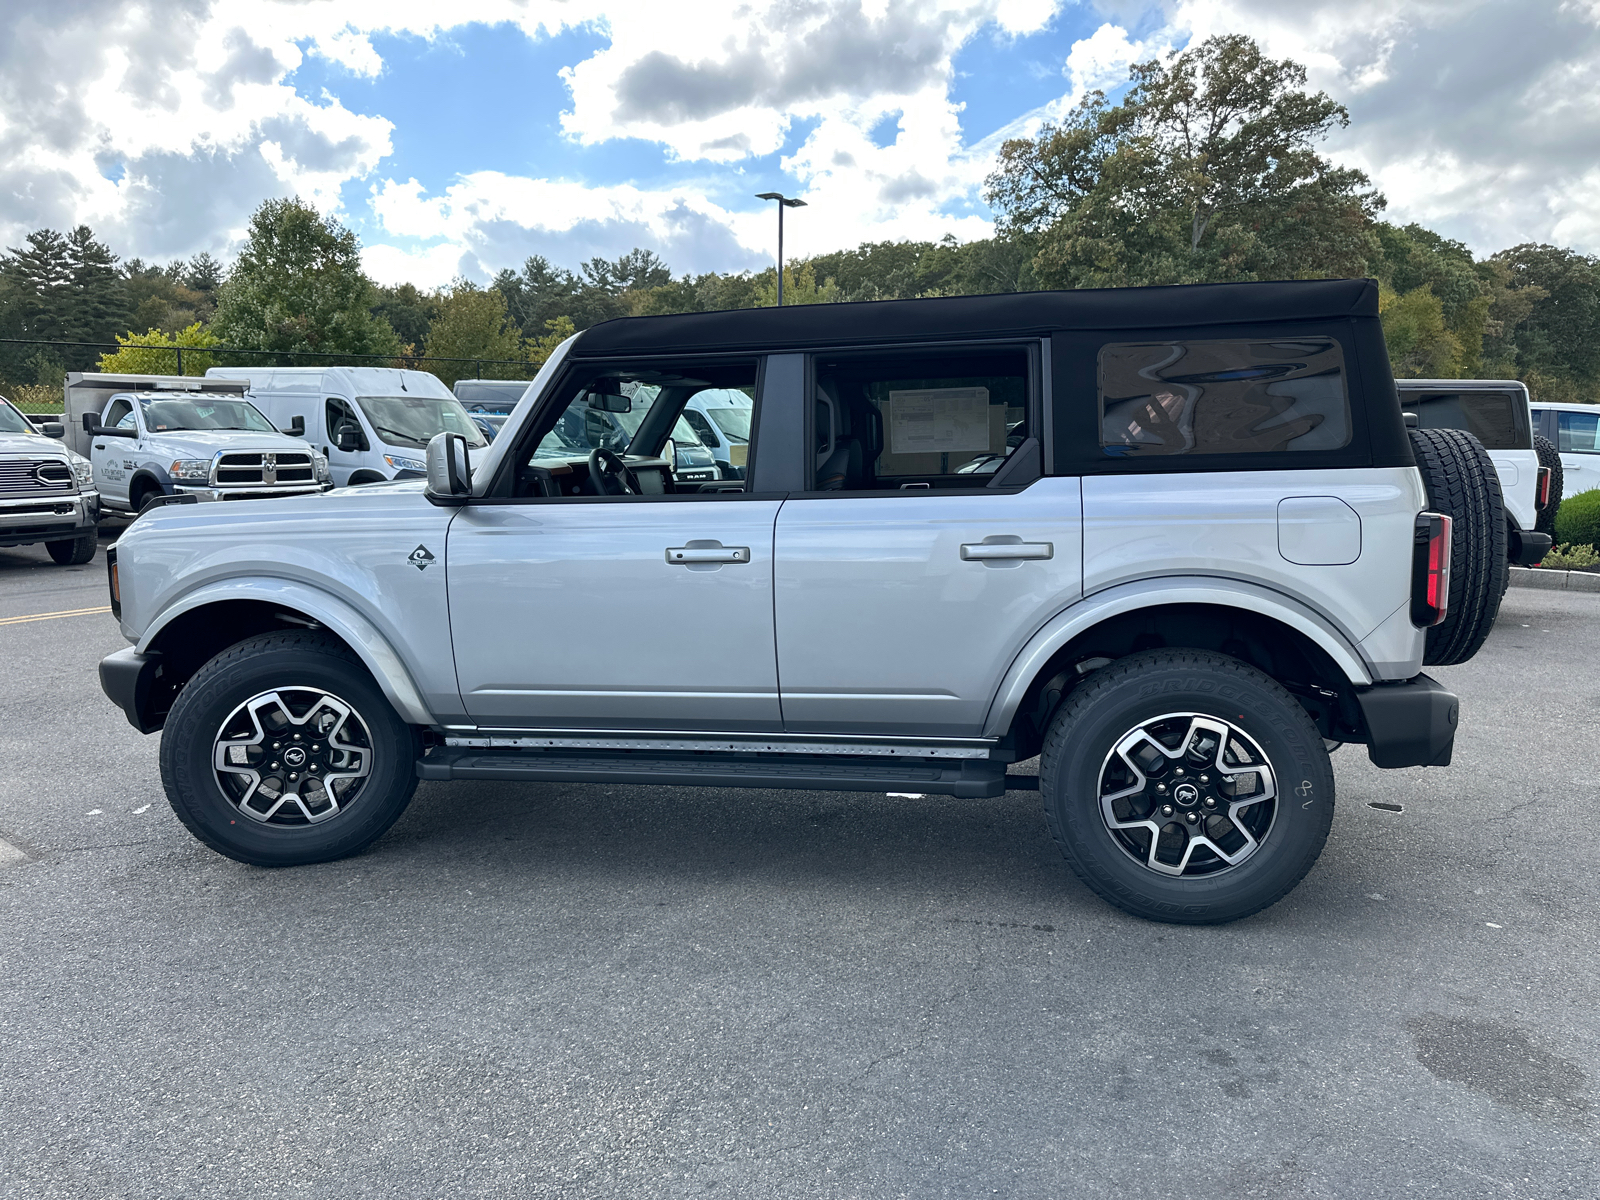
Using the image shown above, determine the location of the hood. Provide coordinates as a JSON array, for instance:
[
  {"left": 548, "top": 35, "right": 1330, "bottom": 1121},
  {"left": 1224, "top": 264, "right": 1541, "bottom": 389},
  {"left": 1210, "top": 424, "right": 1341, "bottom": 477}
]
[
  {"left": 0, "top": 430, "right": 77, "bottom": 459},
  {"left": 140, "top": 430, "right": 314, "bottom": 457}
]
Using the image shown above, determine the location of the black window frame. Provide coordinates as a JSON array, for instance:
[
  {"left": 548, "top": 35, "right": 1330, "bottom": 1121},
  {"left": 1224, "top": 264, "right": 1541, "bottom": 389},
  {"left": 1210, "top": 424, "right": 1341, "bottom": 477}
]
[
  {"left": 793, "top": 338, "right": 1046, "bottom": 498},
  {"left": 473, "top": 352, "right": 775, "bottom": 505},
  {"left": 1051, "top": 317, "right": 1407, "bottom": 476}
]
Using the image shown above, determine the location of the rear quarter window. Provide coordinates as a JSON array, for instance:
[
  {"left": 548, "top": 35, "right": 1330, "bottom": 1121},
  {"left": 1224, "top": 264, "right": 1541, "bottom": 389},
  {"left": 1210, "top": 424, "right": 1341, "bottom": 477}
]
[
  {"left": 1400, "top": 390, "right": 1528, "bottom": 450},
  {"left": 1099, "top": 337, "right": 1350, "bottom": 458}
]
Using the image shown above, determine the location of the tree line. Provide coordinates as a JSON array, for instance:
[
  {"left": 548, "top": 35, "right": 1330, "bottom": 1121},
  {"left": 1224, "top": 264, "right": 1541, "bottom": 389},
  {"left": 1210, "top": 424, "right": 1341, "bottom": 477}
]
[{"left": 1, "top": 34, "right": 1596, "bottom": 406}]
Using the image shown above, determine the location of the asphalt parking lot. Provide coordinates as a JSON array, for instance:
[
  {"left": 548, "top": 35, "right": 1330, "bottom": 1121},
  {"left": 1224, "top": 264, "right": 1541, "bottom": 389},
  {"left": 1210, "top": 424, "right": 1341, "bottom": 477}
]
[{"left": 2, "top": 533, "right": 1597, "bottom": 1199}]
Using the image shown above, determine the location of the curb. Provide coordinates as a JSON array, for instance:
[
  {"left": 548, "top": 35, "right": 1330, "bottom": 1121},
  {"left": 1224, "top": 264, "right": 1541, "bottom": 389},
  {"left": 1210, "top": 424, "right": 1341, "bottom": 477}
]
[{"left": 1510, "top": 566, "right": 1600, "bottom": 593}]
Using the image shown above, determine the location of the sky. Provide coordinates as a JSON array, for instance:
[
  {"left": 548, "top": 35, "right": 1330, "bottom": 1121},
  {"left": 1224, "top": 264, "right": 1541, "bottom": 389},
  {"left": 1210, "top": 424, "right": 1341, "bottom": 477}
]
[{"left": 2, "top": 0, "right": 1598, "bottom": 289}]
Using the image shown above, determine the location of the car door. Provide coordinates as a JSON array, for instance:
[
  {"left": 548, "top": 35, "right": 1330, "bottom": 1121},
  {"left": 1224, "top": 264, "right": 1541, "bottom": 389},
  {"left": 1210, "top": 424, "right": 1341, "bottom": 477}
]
[
  {"left": 323, "top": 395, "right": 368, "bottom": 485},
  {"left": 447, "top": 361, "right": 783, "bottom": 731},
  {"left": 90, "top": 397, "right": 136, "bottom": 507},
  {"left": 1555, "top": 408, "right": 1600, "bottom": 496},
  {"left": 772, "top": 343, "right": 1083, "bottom": 738}
]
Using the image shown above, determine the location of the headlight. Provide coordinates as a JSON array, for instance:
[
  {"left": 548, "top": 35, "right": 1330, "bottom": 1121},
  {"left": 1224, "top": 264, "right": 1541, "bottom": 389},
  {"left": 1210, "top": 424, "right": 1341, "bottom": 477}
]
[
  {"left": 313, "top": 452, "right": 330, "bottom": 482},
  {"left": 70, "top": 457, "right": 93, "bottom": 487},
  {"left": 169, "top": 458, "right": 212, "bottom": 480},
  {"left": 384, "top": 454, "right": 426, "bottom": 473}
]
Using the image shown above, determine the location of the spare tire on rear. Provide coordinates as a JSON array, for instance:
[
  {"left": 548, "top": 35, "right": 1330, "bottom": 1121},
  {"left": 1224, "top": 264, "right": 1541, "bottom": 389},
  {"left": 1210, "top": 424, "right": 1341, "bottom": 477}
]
[
  {"left": 1534, "top": 433, "right": 1564, "bottom": 537},
  {"left": 1409, "top": 427, "right": 1506, "bottom": 666}
]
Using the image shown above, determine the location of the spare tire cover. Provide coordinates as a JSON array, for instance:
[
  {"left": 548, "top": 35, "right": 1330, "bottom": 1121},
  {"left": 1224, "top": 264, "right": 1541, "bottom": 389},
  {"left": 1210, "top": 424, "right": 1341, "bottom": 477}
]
[{"left": 1409, "top": 427, "right": 1507, "bottom": 666}]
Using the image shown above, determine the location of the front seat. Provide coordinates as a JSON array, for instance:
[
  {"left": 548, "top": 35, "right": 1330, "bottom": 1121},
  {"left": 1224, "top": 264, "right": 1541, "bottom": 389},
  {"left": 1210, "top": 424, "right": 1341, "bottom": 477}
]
[{"left": 815, "top": 382, "right": 875, "bottom": 491}]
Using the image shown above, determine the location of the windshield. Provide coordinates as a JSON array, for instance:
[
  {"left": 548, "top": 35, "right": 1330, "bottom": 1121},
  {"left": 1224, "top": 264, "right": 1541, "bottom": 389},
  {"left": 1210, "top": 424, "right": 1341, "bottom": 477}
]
[
  {"left": 139, "top": 396, "right": 277, "bottom": 433},
  {"left": 706, "top": 405, "right": 752, "bottom": 442},
  {"left": 356, "top": 395, "right": 488, "bottom": 450},
  {"left": 0, "top": 399, "right": 32, "bottom": 435}
]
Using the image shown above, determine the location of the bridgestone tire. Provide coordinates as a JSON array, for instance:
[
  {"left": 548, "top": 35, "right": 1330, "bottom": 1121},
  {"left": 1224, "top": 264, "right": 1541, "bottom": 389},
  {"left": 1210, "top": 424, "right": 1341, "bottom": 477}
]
[
  {"left": 1039, "top": 649, "right": 1334, "bottom": 925},
  {"left": 1534, "top": 434, "right": 1564, "bottom": 537},
  {"left": 159, "top": 631, "right": 420, "bottom": 867},
  {"left": 45, "top": 532, "right": 96, "bottom": 565},
  {"left": 1409, "top": 427, "right": 1506, "bottom": 666}
]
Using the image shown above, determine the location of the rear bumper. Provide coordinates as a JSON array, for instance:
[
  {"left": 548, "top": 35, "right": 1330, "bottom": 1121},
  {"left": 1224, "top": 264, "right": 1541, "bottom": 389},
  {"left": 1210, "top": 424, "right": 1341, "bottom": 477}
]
[
  {"left": 98, "top": 647, "right": 166, "bottom": 734},
  {"left": 1355, "top": 673, "right": 1458, "bottom": 768},
  {"left": 1509, "top": 527, "right": 1553, "bottom": 565}
]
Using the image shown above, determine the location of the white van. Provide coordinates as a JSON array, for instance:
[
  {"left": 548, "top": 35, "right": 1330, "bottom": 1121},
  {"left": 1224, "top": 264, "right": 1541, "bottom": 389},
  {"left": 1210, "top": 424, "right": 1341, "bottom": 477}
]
[
  {"left": 205, "top": 366, "right": 487, "bottom": 486},
  {"left": 1530, "top": 401, "right": 1600, "bottom": 498},
  {"left": 675, "top": 388, "right": 753, "bottom": 479}
]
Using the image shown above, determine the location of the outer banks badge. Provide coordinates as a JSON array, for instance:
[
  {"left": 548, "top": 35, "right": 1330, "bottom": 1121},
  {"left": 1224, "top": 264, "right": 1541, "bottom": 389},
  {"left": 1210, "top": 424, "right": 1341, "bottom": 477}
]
[{"left": 408, "top": 545, "right": 436, "bottom": 571}]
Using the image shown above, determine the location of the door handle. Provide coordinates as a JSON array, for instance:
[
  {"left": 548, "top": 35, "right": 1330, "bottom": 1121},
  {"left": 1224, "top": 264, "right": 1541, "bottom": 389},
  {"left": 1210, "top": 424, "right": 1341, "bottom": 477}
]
[
  {"left": 960, "top": 540, "right": 1053, "bottom": 561},
  {"left": 667, "top": 544, "right": 750, "bottom": 565}
]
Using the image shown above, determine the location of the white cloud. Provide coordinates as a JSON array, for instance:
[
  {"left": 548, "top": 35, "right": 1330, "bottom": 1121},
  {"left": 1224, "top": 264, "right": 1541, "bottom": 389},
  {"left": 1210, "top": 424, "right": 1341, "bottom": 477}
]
[{"left": 1158, "top": 0, "right": 1600, "bottom": 254}]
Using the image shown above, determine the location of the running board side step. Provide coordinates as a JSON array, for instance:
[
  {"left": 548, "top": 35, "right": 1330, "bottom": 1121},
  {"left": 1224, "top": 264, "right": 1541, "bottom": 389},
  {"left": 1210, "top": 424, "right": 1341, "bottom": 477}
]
[{"left": 418, "top": 748, "right": 1040, "bottom": 799}]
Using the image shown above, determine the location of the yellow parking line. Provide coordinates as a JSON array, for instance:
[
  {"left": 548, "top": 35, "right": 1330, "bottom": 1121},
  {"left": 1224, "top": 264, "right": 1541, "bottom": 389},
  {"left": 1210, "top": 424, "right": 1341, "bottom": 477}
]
[{"left": 0, "top": 605, "right": 113, "bottom": 627}]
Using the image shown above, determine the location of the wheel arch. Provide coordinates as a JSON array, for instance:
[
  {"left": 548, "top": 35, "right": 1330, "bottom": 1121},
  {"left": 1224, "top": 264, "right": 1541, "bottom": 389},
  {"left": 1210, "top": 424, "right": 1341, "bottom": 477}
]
[
  {"left": 984, "top": 579, "right": 1375, "bottom": 754},
  {"left": 346, "top": 469, "right": 388, "bottom": 486},
  {"left": 127, "top": 468, "right": 174, "bottom": 505},
  {"left": 136, "top": 580, "right": 433, "bottom": 727}
]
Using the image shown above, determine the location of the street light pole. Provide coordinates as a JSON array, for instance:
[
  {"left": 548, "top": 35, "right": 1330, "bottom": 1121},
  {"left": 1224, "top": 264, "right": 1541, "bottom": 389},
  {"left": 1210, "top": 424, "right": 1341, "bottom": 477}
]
[{"left": 755, "top": 192, "right": 806, "bottom": 306}]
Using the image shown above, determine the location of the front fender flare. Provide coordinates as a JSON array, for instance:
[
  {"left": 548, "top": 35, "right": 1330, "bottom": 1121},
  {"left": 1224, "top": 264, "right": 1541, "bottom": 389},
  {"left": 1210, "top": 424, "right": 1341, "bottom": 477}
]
[
  {"left": 135, "top": 576, "right": 434, "bottom": 726},
  {"left": 982, "top": 576, "right": 1376, "bottom": 738}
]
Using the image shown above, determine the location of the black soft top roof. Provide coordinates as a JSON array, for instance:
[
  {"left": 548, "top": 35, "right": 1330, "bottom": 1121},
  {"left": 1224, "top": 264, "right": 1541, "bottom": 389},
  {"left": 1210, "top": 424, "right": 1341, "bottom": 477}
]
[{"left": 572, "top": 277, "right": 1379, "bottom": 358}]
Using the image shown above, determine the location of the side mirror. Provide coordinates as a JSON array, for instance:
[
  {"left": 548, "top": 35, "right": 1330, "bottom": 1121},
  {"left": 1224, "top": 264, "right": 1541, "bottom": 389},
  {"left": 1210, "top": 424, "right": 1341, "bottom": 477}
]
[
  {"left": 425, "top": 432, "right": 472, "bottom": 506},
  {"left": 1403, "top": 412, "right": 1419, "bottom": 428},
  {"left": 284, "top": 415, "right": 306, "bottom": 437},
  {"left": 39, "top": 422, "right": 64, "bottom": 438},
  {"left": 82, "top": 413, "right": 98, "bottom": 433},
  {"left": 661, "top": 438, "right": 677, "bottom": 468},
  {"left": 336, "top": 426, "right": 363, "bottom": 452}
]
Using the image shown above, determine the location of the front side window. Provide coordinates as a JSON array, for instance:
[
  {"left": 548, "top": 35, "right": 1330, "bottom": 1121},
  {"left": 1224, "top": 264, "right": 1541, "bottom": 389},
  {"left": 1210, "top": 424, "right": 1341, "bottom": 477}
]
[
  {"left": 356, "top": 395, "right": 487, "bottom": 450},
  {"left": 105, "top": 398, "right": 134, "bottom": 428},
  {"left": 1558, "top": 410, "right": 1600, "bottom": 453},
  {"left": 1100, "top": 338, "right": 1350, "bottom": 457},
  {"left": 137, "top": 396, "right": 276, "bottom": 433},
  {"left": 811, "top": 348, "right": 1030, "bottom": 490}
]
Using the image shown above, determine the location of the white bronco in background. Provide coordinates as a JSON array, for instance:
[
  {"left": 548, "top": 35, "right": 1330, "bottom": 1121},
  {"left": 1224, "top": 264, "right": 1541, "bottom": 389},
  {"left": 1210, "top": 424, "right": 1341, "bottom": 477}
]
[{"left": 100, "top": 279, "right": 1507, "bottom": 925}]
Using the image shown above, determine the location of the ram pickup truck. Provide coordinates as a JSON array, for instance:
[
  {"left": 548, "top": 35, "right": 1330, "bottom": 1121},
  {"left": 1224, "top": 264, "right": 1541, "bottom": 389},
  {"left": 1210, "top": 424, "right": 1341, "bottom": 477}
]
[
  {"left": 0, "top": 395, "right": 99, "bottom": 563},
  {"left": 100, "top": 279, "right": 1507, "bottom": 925}
]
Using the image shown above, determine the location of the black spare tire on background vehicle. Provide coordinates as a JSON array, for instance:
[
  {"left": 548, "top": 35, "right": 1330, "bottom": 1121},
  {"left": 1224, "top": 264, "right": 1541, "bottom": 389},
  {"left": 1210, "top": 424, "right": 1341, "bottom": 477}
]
[
  {"left": 1409, "top": 426, "right": 1506, "bottom": 666},
  {"left": 1534, "top": 433, "right": 1564, "bottom": 538}
]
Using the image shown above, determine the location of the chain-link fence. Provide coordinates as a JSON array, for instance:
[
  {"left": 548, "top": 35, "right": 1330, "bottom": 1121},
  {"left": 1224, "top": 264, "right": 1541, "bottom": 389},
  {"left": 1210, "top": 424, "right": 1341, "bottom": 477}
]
[{"left": 0, "top": 337, "right": 540, "bottom": 412}]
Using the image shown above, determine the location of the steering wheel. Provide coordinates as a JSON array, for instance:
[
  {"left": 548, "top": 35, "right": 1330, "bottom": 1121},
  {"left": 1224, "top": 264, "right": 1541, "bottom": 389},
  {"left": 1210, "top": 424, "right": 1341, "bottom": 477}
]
[{"left": 588, "top": 447, "right": 638, "bottom": 496}]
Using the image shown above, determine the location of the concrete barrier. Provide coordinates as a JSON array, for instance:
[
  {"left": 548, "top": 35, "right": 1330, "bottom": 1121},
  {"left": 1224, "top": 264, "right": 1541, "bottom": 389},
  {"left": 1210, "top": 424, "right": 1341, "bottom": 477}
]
[{"left": 1510, "top": 566, "right": 1600, "bottom": 593}]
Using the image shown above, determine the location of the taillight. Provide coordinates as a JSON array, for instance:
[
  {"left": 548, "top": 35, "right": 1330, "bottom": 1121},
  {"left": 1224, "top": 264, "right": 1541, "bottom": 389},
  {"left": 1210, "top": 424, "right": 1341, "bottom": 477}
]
[
  {"left": 107, "top": 545, "right": 121, "bottom": 619},
  {"left": 1411, "top": 513, "right": 1452, "bottom": 627},
  {"left": 1537, "top": 466, "right": 1552, "bottom": 509}
]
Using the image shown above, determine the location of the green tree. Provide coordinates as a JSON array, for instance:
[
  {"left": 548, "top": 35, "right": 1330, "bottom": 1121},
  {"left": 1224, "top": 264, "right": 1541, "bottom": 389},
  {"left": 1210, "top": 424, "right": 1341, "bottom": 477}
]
[
  {"left": 123, "top": 258, "right": 213, "bottom": 335},
  {"left": 371, "top": 283, "right": 442, "bottom": 355},
  {"left": 986, "top": 34, "right": 1383, "bottom": 289},
  {"left": 1484, "top": 244, "right": 1600, "bottom": 402},
  {"left": 97, "top": 322, "right": 221, "bottom": 375},
  {"left": 210, "top": 197, "right": 399, "bottom": 365},
  {"left": 65, "top": 224, "right": 130, "bottom": 347},
  {"left": 423, "top": 280, "right": 524, "bottom": 387}
]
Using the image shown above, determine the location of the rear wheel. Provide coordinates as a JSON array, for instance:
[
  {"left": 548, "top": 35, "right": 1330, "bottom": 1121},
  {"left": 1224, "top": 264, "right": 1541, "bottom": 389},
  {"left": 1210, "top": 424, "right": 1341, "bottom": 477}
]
[
  {"left": 1535, "top": 434, "right": 1564, "bottom": 538},
  {"left": 1408, "top": 427, "right": 1506, "bottom": 666},
  {"left": 45, "top": 532, "right": 96, "bottom": 565},
  {"left": 1040, "top": 649, "right": 1334, "bottom": 925},
  {"left": 160, "top": 631, "right": 420, "bottom": 866}
]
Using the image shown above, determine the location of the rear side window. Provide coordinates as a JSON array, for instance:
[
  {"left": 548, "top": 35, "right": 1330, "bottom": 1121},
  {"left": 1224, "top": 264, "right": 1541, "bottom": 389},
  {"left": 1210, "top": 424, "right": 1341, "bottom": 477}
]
[
  {"left": 1401, "top": 390, "right": 1527, "bottom": 450},
  {"left": 1099, "top": 338, "right": 1350, "bottom": 457},
  {"left": 1557, "top": 409, "right": 1600, "bottom": 453}
]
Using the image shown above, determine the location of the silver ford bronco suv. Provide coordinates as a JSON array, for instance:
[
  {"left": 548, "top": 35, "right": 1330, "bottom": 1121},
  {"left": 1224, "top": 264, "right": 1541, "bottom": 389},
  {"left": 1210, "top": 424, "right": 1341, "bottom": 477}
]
[{"left": 98, "top": 280, "right": 1503, "bottom": 924}]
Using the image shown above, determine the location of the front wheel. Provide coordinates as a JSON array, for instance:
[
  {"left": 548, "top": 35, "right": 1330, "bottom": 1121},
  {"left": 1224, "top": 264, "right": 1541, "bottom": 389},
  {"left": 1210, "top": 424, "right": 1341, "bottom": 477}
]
[
  {"left": 1040, "top": 649, "right": 1334, "bottom": 925},
  {"left": 159, "top": 631, "right": 420, "bottom": 866},
  {"left": 46, "top": 532, "right": 97, "bottom": 564}
]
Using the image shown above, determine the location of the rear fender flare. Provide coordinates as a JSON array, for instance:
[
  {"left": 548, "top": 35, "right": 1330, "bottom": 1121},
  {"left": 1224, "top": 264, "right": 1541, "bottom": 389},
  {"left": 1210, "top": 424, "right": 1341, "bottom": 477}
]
[
  {"left": 982, "top": 577, "right": 1375, "bottom": 738},
  {"left": 135, "top": 576, "right": 434, "bottom": 726}
]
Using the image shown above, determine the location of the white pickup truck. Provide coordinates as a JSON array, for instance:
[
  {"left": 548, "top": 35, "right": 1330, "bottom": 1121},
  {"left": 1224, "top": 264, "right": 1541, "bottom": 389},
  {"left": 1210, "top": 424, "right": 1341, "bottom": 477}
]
[{"left": 64, "top": 374, "right": 329, "bottom": 515}]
